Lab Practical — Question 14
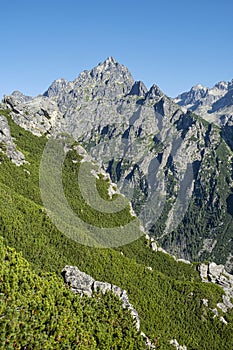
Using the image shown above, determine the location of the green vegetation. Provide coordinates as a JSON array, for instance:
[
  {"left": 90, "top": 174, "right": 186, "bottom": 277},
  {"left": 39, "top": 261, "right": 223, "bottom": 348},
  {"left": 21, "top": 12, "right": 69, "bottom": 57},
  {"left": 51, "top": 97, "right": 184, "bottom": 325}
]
[
  {"left": 0, "top": 238, "right": 146, "bottom": 349},
  {"left": 0, "top": 110, "right": 233, "bottom": 349}
]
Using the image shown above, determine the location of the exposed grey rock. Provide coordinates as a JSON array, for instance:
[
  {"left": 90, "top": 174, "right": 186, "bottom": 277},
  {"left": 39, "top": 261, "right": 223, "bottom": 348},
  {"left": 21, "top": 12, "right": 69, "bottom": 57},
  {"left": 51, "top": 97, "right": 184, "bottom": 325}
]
[
  {"left": 201, "top": 298, "right": 209, "bottom": 307},
  {"left": 217, "top": 302, "right": 229, "bottom": 313},
  {"left": 147, "top": 266, "right": 153, "bottom": 271},
  {"left": 0, "top": 114, "right": 25, "bottom": 166},
  {"left": 170, "top": 339, "right": 187, "bottom": 350},
  {"left": 176, "top": 258, "right": 191, "bottom": 264},
  {"left": 62, "top": 265, "right": 94, "bottom": 296},
  {"left": 140, "top": 332, "right": 156, "bottom": 349},
  {"left": 198, "top": 263, "right": 208, "bottom": 281},
  {"left": 145, "top": 84, "right": 163, "bottom": 100},
  {"left": 225, "top": 254, "right": 233, "bottom": 275},
  {"left": 43, "top": 78, "right": 71, "bottom": 98},
  {"left": 11, "top": 90, "right": 33, "bottom": 103},
  {"left": 93, "top": 281, "right": 111, "bottom": 294},
  {"left": 198, "top": 261, "right": 233, "bottom": 313},
  {"left": 220, "top": 316, "right": 228, "bottom": 325},
  {"left": 2, "top": 94, "right": 62, "bottom": 136},
  {"left": 198, "top": 238, "right": 217, "bottom": 257},
  {"left": 208, "top": 262, "right": 225, "bottom": 281},
  {"left": 151, "top": 241, "right": 158, "bottom": 251},
  {"left": 62, "top": 265, "right": 140, "bottom": 331}
]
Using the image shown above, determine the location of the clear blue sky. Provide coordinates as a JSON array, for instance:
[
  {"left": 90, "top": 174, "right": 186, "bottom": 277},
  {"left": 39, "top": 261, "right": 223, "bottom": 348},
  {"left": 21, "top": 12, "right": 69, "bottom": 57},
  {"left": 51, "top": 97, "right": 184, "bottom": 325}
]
[{"left": 1, "top": 0, "right": 233, "bottom": 99}]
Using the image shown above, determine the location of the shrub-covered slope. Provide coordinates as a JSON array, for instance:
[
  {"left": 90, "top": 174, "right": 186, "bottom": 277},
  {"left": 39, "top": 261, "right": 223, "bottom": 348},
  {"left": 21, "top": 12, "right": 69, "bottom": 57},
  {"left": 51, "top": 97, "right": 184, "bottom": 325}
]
[
  {"left": 0, "top": 110, "right": 232, "bottom": 349},
  {"left": 0, "top": 238, "right": 146, "bottom": 349}
]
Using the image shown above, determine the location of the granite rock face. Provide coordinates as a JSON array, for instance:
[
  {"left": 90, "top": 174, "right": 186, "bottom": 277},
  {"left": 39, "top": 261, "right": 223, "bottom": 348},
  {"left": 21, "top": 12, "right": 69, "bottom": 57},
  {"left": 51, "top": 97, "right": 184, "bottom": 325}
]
[{"left": 1, "top": 57, "right": 233, "bottom": 270}]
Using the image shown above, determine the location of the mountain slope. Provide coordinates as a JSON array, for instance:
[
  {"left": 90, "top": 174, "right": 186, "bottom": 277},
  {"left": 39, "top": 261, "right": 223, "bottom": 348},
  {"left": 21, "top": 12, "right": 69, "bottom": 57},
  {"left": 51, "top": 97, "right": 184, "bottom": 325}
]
[{"left": 0, "top": 109, "right": 233, "bottom": 348}]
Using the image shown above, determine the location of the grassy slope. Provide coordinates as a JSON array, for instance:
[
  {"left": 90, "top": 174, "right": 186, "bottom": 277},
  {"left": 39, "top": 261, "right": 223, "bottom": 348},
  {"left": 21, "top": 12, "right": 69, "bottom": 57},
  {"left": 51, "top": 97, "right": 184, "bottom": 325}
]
[{"left": 0, "top": 109, "right": 233, "bottom": 349}]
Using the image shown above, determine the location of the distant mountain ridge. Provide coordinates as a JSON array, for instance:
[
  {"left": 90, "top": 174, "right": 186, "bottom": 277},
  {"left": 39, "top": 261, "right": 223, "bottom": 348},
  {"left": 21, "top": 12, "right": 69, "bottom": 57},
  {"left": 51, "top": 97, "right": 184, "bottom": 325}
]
[{"left": 174, "top": 79, "right": 233, "bottom": 125}]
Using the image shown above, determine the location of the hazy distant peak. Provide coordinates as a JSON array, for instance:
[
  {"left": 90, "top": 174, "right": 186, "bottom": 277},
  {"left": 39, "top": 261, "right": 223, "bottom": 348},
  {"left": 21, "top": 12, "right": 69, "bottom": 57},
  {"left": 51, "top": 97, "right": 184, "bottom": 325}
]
[
  {"left": 214, "top": 81, "right": 228, "bottom": 90},
  {"left": 174, "top": 77, "right": 233, "bottom": 125},
  {"left": 192, "top": 83, "right": 207, "bottom": 91}
]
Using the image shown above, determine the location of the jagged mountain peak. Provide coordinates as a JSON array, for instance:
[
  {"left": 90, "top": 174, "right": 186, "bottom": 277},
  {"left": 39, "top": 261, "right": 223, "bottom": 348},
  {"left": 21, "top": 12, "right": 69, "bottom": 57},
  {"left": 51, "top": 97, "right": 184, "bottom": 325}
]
[
  {"left": 214, "top": 81, "right": 228, "bottom": 90},
  {"left": 191, "top": 83, "right": 207, "bottom": 91},
  {"left": 146, "top": 83, "right": 164, "bottom": 100},
  {"left": 83, "top": 56, "right": 134, "bottom": 86},
  {"left": 1, "top": 58, "right": 233, "bottom": 274},
  {"left": 43, "top": 78, "right": 70, "bottom": 98},
  {"left": 100, "top": 56, "right": 118, "bottom": 66},
  {"left": 10, "top": 90, "right": 32, "bottom": 103}
]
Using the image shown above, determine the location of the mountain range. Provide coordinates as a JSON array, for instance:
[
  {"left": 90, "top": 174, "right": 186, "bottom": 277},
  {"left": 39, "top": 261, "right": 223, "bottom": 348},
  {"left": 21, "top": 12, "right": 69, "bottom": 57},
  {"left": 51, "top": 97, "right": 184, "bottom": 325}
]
[{"left": 2, "top": 57, "right": 233, "bottom": 271}]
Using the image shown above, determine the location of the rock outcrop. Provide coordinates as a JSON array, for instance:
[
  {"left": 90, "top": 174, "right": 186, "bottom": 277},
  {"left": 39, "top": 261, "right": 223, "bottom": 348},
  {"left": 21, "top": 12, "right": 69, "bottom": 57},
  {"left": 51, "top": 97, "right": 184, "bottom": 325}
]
[
  {"left": 198, "top": 262, "right": 233, "bottom": 314},
  {"left": 62, "top": 265, "right": 156, "bottom": 349},
  {"left": 170, "top": 339, "right": 187, "bottom": 350},
  {"left": 0, "top": 114, "right": 25, "bottom": 166},
  {"left": 62, "top": 265, "right": 141, "bottom": 330}
]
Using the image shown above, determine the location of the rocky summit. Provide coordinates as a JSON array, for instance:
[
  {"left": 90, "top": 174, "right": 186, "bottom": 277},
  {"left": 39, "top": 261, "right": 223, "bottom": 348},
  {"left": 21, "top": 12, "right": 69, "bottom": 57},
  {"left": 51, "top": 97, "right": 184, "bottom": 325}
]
[{"left": 1, "top": 57, "right": 233, "bottom": 272}]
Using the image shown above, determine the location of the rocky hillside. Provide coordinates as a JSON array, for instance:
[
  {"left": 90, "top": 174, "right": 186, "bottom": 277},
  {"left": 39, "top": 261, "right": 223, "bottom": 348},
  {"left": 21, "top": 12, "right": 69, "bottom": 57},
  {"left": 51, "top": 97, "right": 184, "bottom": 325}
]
[
  {"left": 1, "top": 57, "right": 233, "bottom": 272},
  {"left": 174, "top": 80, "right": 233, "bottom": 126}
]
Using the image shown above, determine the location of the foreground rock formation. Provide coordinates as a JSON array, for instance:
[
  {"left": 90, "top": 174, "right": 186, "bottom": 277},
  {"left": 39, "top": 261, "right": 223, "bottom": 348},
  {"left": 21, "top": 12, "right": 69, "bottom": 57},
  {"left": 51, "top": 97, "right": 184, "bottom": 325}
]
[
  {"left": 198, "top": 261, "right": 233, "bottom": 320},
  {"left": 62, "top": 265, "right": 156, "bottom": 349},
  {"left": 62, "top": 265, "right": 140, "bottom": 330}
]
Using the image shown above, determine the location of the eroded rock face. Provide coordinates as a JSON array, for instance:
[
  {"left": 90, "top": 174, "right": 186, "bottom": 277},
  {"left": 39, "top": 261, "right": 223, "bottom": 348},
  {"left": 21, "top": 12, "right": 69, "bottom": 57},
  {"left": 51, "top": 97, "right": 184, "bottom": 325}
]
[
  {"left": 0, "top": 114, "right": 25, "bottom": 166},
  {"left": 62, "top": 265, "right": 140, "bottom": 331}
]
